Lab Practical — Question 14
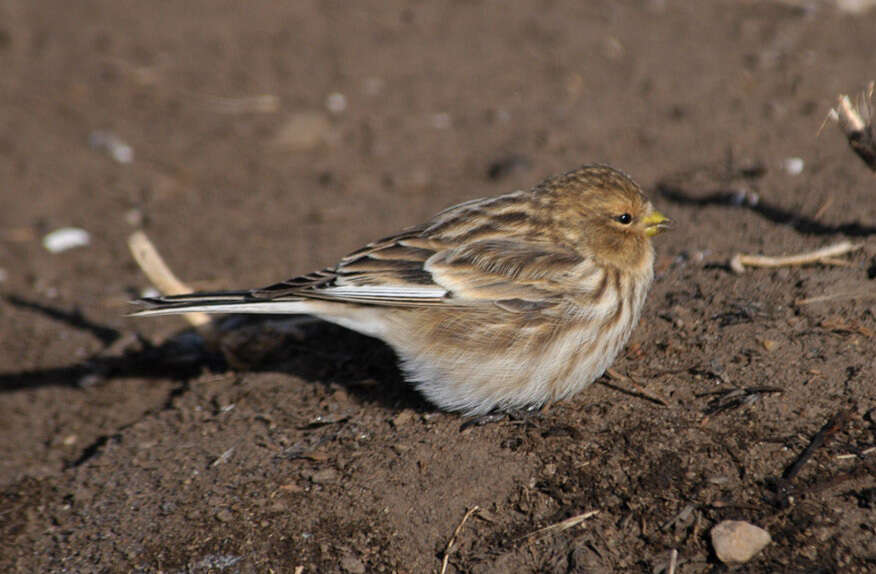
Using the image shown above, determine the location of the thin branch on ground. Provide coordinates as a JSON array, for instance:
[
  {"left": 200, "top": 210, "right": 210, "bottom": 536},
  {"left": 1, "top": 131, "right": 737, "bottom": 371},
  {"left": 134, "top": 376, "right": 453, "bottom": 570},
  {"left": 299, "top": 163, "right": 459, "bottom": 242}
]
[
  {"left": 668, "top": 549, "right": 679, "bottom": 574},
  {"left": 770, "top": 409, "right": 851, "bottom": 508},
  {"left": 127, "top": 230, "right": 211, "bottom": 328},
  {"left": 698, "top": 386, "right": 784, "bottom": 417},
  {"left": 795, "top": 288, "right": 876, "bottom": 305},
  {"left": 729, "top": 241, "right": 862, "bottom": 274},
  {"left": 602, "top": 369, "right": 669, "bottom": 407},
  {"left": 439, "top": 505, "right": 480, "bottom": 574},
  {"left": 519, "top": 510, "right": 600, "bottom": 542}
]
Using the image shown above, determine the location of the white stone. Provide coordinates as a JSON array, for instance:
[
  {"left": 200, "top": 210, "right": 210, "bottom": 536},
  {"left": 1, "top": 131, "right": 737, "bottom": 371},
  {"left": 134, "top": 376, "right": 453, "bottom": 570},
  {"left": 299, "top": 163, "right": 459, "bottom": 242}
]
[
  {"left": 43, "top": 227, "right": 91, "bottom": 253},
  {"left": 89, "top": 130, "right": 133, "bottom": 164},
  {"left": 326, "top": 92, "right": 347, "bottom": 113},
  {"left": 711, "top": 520, "right": 771, "bottom": 564},
  {"left": 782, "top": 157, "right": 804, "bottom": 175}
]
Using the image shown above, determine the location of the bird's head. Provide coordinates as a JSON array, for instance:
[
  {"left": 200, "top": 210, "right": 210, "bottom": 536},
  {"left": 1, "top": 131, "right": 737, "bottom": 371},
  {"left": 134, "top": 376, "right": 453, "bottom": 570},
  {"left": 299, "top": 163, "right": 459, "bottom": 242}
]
[{"left": 544, "top": 165, "right": 670, "bottom": 271}]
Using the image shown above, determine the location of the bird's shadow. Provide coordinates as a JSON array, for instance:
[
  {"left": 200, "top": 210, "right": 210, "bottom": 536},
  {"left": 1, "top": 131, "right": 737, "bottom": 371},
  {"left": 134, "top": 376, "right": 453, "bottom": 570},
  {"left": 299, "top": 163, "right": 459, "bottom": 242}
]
[
  {"left": 0, "top": 295, "right": 433, "bottom": 414},
  {"left": 655, "top": 164, "right": 876, "bottom": 237}
]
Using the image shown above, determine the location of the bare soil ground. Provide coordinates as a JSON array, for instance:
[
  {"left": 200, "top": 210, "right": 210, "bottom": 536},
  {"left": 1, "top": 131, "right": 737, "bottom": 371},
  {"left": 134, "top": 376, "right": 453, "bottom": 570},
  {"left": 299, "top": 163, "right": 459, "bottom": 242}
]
[{"left": 1, "top": 1, "right": 874, "bottom": 572}]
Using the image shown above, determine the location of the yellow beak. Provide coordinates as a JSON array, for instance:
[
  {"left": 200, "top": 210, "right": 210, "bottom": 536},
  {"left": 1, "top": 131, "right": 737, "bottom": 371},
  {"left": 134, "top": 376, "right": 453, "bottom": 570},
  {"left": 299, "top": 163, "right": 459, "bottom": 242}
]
[{"left": 644, "top": 210, "right": 671, "bottom": 237}]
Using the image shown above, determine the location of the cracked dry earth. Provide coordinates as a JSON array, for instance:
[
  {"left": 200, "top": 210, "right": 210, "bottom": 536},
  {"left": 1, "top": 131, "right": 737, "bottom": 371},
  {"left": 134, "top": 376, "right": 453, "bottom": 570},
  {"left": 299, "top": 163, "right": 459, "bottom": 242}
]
[{"left": 1, "top": 1, "right": 875, "bottom": 572}]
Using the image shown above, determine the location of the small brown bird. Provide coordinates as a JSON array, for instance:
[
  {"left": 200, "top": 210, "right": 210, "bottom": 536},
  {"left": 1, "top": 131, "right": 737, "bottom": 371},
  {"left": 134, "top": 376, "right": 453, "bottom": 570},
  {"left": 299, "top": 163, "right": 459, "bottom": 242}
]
[{"left": 135, "top": 165, "right": 669, "bottom": 415}]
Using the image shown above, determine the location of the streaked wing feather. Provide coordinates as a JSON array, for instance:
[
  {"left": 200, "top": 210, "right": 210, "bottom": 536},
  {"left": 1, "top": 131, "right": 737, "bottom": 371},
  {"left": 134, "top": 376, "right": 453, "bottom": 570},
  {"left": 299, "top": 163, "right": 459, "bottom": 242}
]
[
  {"left": 425, "top": 239, "right": 590, "bottom": 307},
  {"left": 220, "top": 192, "right": 585, "bottom": 309},
  {"left": 248, "top": 227, "right": 452, "bottom": 306}
]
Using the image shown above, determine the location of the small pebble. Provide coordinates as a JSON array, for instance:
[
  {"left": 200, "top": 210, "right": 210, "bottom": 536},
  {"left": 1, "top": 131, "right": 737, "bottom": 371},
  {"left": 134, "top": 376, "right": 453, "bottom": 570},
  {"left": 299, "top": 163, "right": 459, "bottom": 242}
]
[
  {"left": 89, "top": 130, "right": 134, "bottom": 164},
  {"left": 215, "top": 509, "right": 234, "bottom": 523},
  {"left": 391, "top": 410, "right": 414, "bottom": 428},
  {"left": 340, "top": 554, "right": 366, "bottom": 574},
  {"left": 43, "top": 227, "right": 91, "bottom": 253},
  {"left": 711, "top": 520, "right": 771, "bottom": 565},
  {"left": 326, "top": 92, "right": 347, "bottom": 114},
  {"left": 782, "top": 157, "right": 804, "bottom": 175},
  {"left": 0, "top": 268, "right": 7, "bottom": 283},
  {"left": 310, "top": 468, "right": 338, "bottom": 484},
  {"left": 762, "top": 339, "right": 779, "bottom": 352}
]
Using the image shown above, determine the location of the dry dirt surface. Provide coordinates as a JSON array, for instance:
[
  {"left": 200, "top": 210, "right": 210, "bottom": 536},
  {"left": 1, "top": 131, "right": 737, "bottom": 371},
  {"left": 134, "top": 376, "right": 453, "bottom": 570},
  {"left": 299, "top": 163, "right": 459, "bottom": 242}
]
[{"left": 1, "top": 1, "right": 875, "bottom": 572}]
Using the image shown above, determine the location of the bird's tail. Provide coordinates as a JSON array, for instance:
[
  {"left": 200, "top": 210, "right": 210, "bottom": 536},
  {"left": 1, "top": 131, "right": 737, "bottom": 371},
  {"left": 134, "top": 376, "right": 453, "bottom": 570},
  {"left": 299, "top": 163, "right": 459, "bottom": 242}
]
[{"left": 132, "top": 291, "right": 313, "bottom": 317}]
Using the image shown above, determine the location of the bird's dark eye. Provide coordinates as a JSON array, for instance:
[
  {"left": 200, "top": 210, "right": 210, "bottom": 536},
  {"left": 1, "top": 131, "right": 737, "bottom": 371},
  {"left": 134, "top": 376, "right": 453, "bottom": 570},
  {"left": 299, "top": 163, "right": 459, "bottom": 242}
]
[{"left": 616, "top": 213, "right": 632, "bottom": 224}]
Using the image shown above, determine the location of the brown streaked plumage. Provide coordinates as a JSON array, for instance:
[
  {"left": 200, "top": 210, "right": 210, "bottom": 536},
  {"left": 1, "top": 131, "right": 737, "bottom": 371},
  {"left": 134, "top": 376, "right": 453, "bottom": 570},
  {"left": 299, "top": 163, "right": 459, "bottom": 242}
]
[{"left": 134, "top": 165, "right": 670, "bottom": 415}]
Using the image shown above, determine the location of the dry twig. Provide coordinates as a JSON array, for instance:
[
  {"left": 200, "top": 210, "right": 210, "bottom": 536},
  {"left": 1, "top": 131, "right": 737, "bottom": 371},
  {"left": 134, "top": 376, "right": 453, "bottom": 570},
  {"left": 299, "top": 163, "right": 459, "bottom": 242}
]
[
  {"left": 439, "top": 506, "right": 479, "bottom": 574},
  {"left": 771, "top": 409, "right": 851, "bottom": 508},
  {"left": 520, "top": 510, "right": 600, "bottom": 542},
  {"left": 602, "top": 369, "right": 669, "bottom": 407},
  {"left": 819, "top": 317, "right": 874, "bottom": 337},
  {"left": 828, "top": 81, "right": 876, "bottom": 171},
  {"left": 729, "top": 240, "right": 862, "bottom": 274},
  {"left": 795, "top": 288, "right": 876, "bottom": 306},
  {"left": 668, "top": 549, "right": 679, "bottom": 574},
  {"left": 127, "top": 230, "right": 211, "bottom": 328},
  {"left": 698, "top": 386, "right": 784, "bottom": 417}
]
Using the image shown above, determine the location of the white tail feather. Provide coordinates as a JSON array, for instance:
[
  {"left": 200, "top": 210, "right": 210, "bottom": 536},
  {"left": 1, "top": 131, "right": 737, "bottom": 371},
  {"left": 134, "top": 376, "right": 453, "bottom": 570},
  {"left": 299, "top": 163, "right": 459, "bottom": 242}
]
[
  {"left": 135, "top": 299, "right": 389, "bottom": 340},
  {"left": 134, "top": 301, "right": 317, "bottom": 317}
]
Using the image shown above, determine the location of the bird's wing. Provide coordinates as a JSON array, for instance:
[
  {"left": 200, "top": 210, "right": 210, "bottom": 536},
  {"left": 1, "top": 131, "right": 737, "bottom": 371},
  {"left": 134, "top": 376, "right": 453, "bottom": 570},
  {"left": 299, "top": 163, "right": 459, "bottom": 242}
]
[
  {"left": 141, "top": 191, "right": 596, "bottom": 311},
  {"left": 248, "top": 232, "right": 596, "bottom": 311},
  {"left": 250, "top": 227, "right": 452, "bottom": 306},
  {"left": 424, "top": 239, "right": 599, "bottom": 310},
  {"left": 246, "top": 188, "right": 604, "bottom": 309}
]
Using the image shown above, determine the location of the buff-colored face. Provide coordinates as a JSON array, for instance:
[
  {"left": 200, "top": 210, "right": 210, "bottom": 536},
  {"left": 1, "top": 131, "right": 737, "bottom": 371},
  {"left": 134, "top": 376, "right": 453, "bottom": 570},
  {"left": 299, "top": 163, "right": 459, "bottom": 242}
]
[
  {"left": 545, "top": 167, "right": 669, "bottom": 269},
  {"left": 587, "top": 194, "right": 668, "bottom": 267}
]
